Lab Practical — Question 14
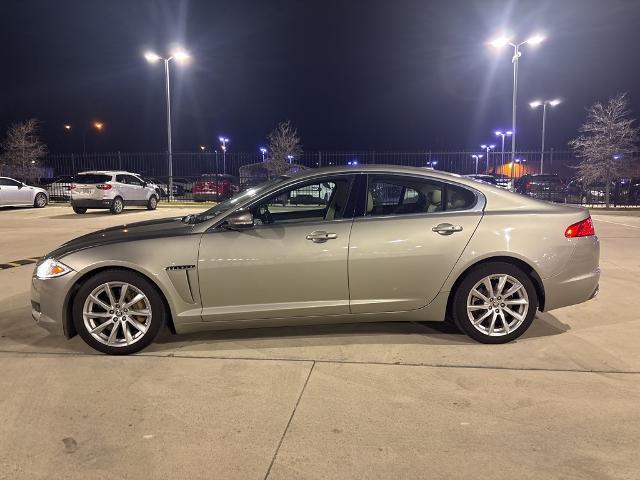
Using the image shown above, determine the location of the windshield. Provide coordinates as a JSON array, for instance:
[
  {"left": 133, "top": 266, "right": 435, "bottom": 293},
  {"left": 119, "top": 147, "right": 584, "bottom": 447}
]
[{"left": 184, "top": 176, "right": 288, "bottom": 224}]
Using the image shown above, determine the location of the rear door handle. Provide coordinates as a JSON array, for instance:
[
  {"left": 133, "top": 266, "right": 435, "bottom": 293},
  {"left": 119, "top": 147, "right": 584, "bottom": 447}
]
[
  {"left": 432, "top": 223, "right": 463, "bottom": 235},
  {"left": 306, "top": 231, "right": 338, "bottom": 243}
]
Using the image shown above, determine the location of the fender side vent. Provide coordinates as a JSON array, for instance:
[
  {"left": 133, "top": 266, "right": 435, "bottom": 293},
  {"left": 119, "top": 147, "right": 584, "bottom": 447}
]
[{"left": 166, "top": 265, "right": 195, "bottom": 271}]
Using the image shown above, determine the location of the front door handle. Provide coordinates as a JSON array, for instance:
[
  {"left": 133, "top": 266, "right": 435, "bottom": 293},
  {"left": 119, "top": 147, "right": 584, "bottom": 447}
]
[
  {"left": 432, "top": 223, "right": 463, "bottom": 235},
  {"left": 306, "top": 231, "right": 338, "bottom": 243}
]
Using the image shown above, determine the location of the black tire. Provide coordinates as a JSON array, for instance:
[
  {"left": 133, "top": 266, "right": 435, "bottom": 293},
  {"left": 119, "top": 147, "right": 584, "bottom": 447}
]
[
  {"left": 451, "top": 262, "right": 538, "bottom": 344},
  {"left": 34, "top": 192, "right": 48, "bottom": 208},
  {"left": 110, "top": 196, "right": 124, "bottom": 214},
  {"left": 73, "top": 206, "right": 87, "bottom": 214},
  {"left": 147, "top": 195, "right": 158, "bottom": 210},
  {"left": 72, "top": 269, "right": 165, "bottom": 355}
]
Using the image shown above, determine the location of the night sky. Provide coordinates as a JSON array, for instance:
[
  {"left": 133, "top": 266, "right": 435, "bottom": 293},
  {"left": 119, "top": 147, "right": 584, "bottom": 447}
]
[{"left": 2, "top": 0, "right": 640, "bottom": 153}]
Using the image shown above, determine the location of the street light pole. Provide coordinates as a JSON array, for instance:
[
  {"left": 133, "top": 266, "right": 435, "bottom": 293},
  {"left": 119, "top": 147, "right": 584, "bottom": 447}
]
[
  {"left": 480, "top": 144, "right": 496, "bottom": 173},
  {"left": 530, "top": 99, "right": 561, "bottom": 174},
  {"left": 489, "top": 34, "right": 545, "bottom": 162},
  {"left": 144, "top": 48, "right": 190, "bottom": 202},
  {"left": 219, "top": 137, "right": 229, "bottom": 173},
  {"left": 494, "top": 131, "right": 512, "bottom": 173},
  {"left": 471, "top": 154, "right": 483, "bottom": 174}
]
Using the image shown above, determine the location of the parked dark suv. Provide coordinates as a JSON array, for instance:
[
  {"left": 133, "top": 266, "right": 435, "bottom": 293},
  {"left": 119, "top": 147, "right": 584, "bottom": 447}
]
[{"left": 514, "top": 174, "right": 566, "bottom": 202}]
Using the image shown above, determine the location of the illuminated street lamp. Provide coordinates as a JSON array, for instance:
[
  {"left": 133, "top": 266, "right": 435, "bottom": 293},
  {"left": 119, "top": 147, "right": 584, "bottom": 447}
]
[
  {"left": 259, "top": 147, "right": 267, "bottom": 161},
  {"left": 494, "top": 130, "right": 513, "bottom": 172},
  {"left": 488, "top": 33, "right": 545, "bottom": 163},
  {"left": 82, "top": 121, "right": 105, "bottom": 153},
  {"left": 64, "top": 124, "right": 72, "bottom": 131},
  {"left": 471, "top": 154, "right": 483, "bottom": 174},
  {"left": 200, "top": 145, "right": 206, "bottom": 152},
  {"left": 144, "top": 47, "right": 191, "bottom": 200},
  {"left": 480, "top": 144, "right": 496, "bottom": 173},
  {"left": 219, "top": 137, "right": 229, "bottom": 173},
  {"left": 287, "top": 154, "right": 294, "bottom": 164},
  {"left": 530, "top": 99, "right": 561, "bottom": 173}
]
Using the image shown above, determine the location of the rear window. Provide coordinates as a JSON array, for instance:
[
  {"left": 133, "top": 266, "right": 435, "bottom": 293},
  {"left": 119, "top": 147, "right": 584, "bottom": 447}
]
[
  {"left": 533, "top": 176, "right": 562, "bottom": 184},
  {"left": 75, "top": 174, "right": 112, "bottom": 184}
]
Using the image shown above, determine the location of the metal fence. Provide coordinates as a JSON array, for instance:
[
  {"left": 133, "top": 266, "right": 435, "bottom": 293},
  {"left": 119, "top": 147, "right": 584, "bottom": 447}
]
[
  {"left": 40, "top": 149, "right": 585, "bottom": 179},
  {"left": 3, "top": 150, "right": 640, "bottom": 206}
]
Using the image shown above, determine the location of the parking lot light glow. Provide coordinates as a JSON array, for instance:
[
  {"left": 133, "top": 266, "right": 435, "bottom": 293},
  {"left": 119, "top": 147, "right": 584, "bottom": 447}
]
[
  {"left": 530, "top": 99, "right": 562, "bottom": 173},
  {"left": 144, "top": 51, "right": 162, "bottom": 63},
  {"left": 93, "top": 122, "right": 104, "bottom": 131},
  {"left": 529, "top": 100, "right": 543, "bottom": 108},
  {"left": 526, "top": 34, "right": 546, "bottom": 46},
  {"left": 488, "top": 35, "right": 511, "bottom": 48},
  {"left": 172, "top": 49, "right": 191, "bottom": 62},
  {"left": 64, "top": 124, "right": 71, "bottom": 130}
]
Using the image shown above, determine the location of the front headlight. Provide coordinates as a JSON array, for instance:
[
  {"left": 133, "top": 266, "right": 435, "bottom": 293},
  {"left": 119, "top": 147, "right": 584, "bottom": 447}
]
[{"left": 36, "top": 258, "right": 73, "bottom": 279}]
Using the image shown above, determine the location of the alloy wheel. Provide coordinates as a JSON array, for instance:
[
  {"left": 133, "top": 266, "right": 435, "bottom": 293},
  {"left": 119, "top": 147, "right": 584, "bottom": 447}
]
[
  {"left": 466, "top": 274, "right": 529, "bottom": 337},
  {"left": 82, "top": 282, "right": 152, "bottom": 347}
]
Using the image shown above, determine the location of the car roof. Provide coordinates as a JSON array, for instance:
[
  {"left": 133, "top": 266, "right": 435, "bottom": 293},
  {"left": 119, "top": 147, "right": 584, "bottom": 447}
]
[{"left": 77, "top": 170, "right": 139, "bottom": 176}]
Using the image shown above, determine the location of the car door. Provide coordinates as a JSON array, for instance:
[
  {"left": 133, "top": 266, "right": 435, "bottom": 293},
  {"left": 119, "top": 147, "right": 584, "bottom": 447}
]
[
  {"left": 127, "top": 175, "right": 148, "bottom": 203},
  {"left": 197, "top": 174, "right": 357, "bottom": 322},
  {"left": 348, "top": 173, "right": 484, "bottom": 313},
  {"left": 0, "top": 178, "right": 23, "bottom": 205}
]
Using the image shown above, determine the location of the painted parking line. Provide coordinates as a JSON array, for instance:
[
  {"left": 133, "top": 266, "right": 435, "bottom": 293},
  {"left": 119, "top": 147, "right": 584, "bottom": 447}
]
[
  {"left": 593, "top": 218, "right": 640, "bottom": 229},
  {"left": 0, "top": 257, "right": 41, "bottom": 270}
]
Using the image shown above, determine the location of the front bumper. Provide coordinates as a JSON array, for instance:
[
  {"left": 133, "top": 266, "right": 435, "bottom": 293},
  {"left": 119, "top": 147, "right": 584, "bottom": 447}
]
[
  {"left": 30, "top": 271, "right": 78, "bottom": 337},
  {"left": 71, "top": 198, "right": 113, "bottom": 209}
]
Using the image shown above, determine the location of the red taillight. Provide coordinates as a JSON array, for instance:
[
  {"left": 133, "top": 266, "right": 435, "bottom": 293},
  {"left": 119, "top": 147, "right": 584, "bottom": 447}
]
[
  {"left": 96, "top": 184, "right": 112, "bottom": 190},
  {"left": 565, "top": 217, "right": 595, "bottom": 238}
]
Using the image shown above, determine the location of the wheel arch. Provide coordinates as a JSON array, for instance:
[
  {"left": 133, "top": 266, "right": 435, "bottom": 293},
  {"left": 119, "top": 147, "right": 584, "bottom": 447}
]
[
  {"left": 445, "top": 255, "right": 546, "bottom": 320},
  {"left": 63, "top": 266, "right": 176, "bottom": 338}
]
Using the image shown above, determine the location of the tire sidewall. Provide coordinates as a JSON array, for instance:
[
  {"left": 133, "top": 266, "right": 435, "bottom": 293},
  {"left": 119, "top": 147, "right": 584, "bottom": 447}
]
[
  {"left": 111, "top": 197, "right": 124, "bottom": 214},
  {"left": 452, "top": 262, "right": 538, "bottom": 344},
  {"left": 72, "top": 270, "right": 165, "bottom": 355},
  {"left": 34, "top": 193, "right": 47, "bottom": 208},
  {"left": 147, "top": 195, "right": 157, "bottom": 210}
]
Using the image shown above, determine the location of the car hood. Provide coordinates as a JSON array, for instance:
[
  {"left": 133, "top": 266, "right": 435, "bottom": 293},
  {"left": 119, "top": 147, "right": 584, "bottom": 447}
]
[{"left": 47, "top": 216, "right": 196, "bottom": 259}]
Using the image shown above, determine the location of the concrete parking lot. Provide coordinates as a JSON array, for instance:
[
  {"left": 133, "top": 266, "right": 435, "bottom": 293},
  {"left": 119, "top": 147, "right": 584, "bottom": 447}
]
[{"left": 1, "top": 204, "right": 639, "bottom": 479}]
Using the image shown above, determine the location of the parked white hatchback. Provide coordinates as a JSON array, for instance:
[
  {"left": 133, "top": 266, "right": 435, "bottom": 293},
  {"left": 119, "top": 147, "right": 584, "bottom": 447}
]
[
  {"left": 70, "top": 171, "right": 159, "bottom": 214},
  {"left": 0, "top": 176, "right": 48, "bottom": 208}
]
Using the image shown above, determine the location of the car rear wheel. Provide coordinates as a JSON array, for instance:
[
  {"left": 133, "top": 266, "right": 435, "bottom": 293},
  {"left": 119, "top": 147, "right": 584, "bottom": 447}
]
[
  {"left": 73, "top": 270, "right": 165, "bottom": 355},
  {"left": 110, "top": 197, "right": 124, "bottom": 214},
  {"left": 451, "top": 262, "right": 538, "bottom": 344},
  {"left": 147, "top": 195, "right": 158, "bottom": 210},
  {"left": 73, "top": 206, "right": 87, "bottom": 214},
  {"left": 34, "top": 192, "right": 48, "bottom": 208}
]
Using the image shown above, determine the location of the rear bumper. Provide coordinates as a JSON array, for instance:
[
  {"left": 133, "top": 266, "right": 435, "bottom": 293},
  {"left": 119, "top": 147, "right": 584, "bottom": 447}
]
[
  {"left": 542, "top": 235, "right": 600, "bottom": 311},
  {"left": 71, "top": 199, "right": 113, "bottom": 209}
]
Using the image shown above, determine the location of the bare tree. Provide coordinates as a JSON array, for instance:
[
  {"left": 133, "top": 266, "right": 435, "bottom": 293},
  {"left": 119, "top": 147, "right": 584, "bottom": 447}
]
[
  {"left": 266, "top": 121, "right": 303, "bottom": 175},
  {"left": 569, "top": 93, "right": 639, "bottom": 207},
  {"left": 1, "top": 119, "right": 47, "bottom": 182}
]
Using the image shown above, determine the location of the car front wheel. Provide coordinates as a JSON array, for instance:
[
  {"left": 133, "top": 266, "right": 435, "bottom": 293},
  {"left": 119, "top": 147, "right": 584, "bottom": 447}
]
[
  {"left": 73, "top": 270, "right": 165, "bottom": 355},
  {"left": 451, "top": 262, "right": 538, "bottom": 344},
  {"left": 73, "top": 206, "right": 87, "bottom": 214},
  {"left": 34, "top": 192, "right": 48, "bottom": 208}
]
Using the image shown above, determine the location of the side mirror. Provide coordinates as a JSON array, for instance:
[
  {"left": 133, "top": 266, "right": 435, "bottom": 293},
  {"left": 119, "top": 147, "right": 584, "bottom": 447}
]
[
  {"left": 18, "top": 183, "right": 24, "bottom": 189},
  {"left": 224, "top": 210, "right": 254, "bottom": 230}
]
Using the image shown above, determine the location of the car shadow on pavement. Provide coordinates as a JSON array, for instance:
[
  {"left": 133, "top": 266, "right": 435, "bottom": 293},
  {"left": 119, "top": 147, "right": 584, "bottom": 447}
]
[{"left": 1, "top": 307, "right": 569, "bottom": 355}]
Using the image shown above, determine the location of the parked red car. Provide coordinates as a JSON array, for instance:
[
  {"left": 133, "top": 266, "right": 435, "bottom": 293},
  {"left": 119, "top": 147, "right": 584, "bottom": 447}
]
[{"left": 192, "top": 174, "right": 239, "bottom": 201}]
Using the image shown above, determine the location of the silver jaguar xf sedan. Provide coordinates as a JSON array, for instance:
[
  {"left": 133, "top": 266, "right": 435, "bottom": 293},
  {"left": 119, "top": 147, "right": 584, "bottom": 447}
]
[{"left": 30, "top": 166, "right": 600, "bottom": 355}]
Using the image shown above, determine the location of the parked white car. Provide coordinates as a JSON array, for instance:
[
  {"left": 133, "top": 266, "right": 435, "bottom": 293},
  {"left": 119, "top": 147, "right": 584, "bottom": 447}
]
[
  {"left": 0, "top": 177, "right": 49, "bottom": 208},
  {"left": 70, "top": 171, "right": 159, "bottom": 214}
]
